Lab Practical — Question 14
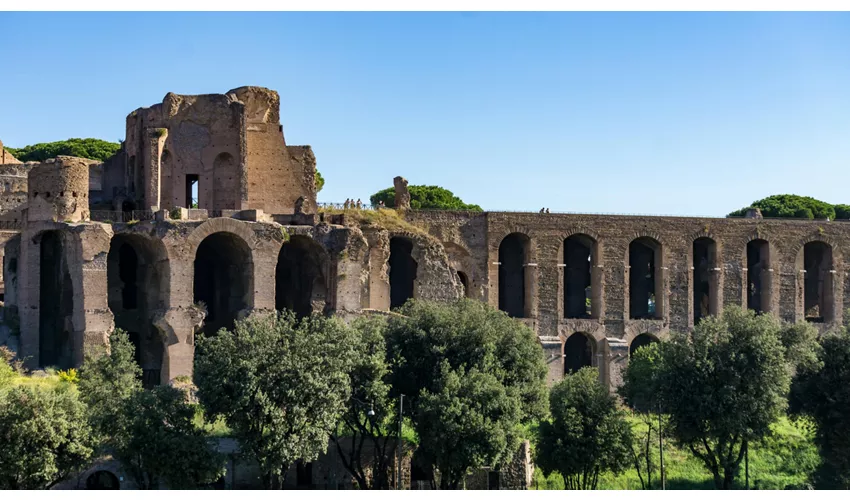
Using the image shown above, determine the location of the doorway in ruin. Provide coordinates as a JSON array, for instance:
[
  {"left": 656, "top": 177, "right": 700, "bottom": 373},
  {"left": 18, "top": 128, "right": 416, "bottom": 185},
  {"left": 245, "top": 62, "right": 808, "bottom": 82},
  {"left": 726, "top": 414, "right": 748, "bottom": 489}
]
[
  {"left": 802, "top": 241, "right": 834, "bottom": 323},
  {"left": 499, "top": 233, "right": 530, "bottom": 318},
  {"left": 629, "top": 237, "right": 662, "bottom": 319},
  {"left": 194, "top": 232, "right": 253, "bottom": 335},
  {"left": 563, "top": 332, "right": 594, "bottom": 374},
  {"left": 693, "top": 237, "right": 717, "bottom": 325},
  {"left": 276, "top": 235, "right": 330, "bottom": 319},
  {"left": 746, "top": 239, "right": 771, "bottom": 314},
  {"left": 629, "top": 333, "right": 657, "bottom": 357},
  {"left": 108, "top": 234, "right": 166, "bottom": 388},
  {"left": 38, "top": 231, "right": 74, "bottom": 369},
  {"left": 563, "top": 234, "right": 596, "bottom": 319},
  {"left": 389, "top": 237, "right": 417, "bottom": 310},
  {"left": 457, "top": 271, "right": 472, "bottom": 298}
]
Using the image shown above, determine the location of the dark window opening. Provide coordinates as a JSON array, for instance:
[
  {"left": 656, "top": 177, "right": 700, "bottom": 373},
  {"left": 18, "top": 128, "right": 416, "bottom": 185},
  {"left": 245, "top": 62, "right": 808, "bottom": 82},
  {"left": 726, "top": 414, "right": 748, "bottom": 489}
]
[
  {"left": 488, "top": 470, "right": 501, "bottom": 490},
  {"left": 803, "top": 241, "right": 833, "bottom": 323},
  {"left": 185, "top": 174, "right": 199, "bottom": 209},
  {"left": 39, "top": 231, "right": 73, "bottom": 369},
  {"left": 86, "top": 471, "right": 120, "bottom": 490},
  {"left": 630, "top": 333, "right": 657, "bottom": 357},
  {"left": 499, "top": 233, "right": 529, "bottom": 318},
  {"left": 194, "top": 232, "right": 253, "bottom": 335},
  {"left": 564, "top": 235, "right": 594, "bottom": 319},
  {"left": 389, "top": 237, "right": 417, "bottom": 309},
  {"left": 693, "top": 238, "right": 716, "bottom": 325},
  {"left": 629, "top": 238, "right": 661, "bottom": 319},
  {"left": 296, "top": 461, "right": 313, "bottom": 489},
  {"left": 564, "top": 332, "right": 593, "bottom": 374},
  {"left": 457, "top": 271, "right": 470, "bottom": 297},
  {"left": 747, "top": 239, "right": 770, "bottom": 314},
  {"left": 118, "top": 244, "right": 138, "bottom": 309},
  {"left": 276, "top": 236, "right": 329, "bottom": 319}
]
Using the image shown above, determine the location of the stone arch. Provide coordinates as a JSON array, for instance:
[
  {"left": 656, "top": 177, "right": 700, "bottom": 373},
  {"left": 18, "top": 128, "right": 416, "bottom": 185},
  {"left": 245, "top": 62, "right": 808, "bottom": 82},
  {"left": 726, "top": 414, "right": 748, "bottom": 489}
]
[
  {"left": 796, "top": 239, "right": 836, "bottom": 323},
  {"left": 86, "top": 470, "right": 120, "bottom": 490},
  {"left": 213, "top": 152, "right": 237, "bottom": 210},
  {"left": 37, "top": 230, "right": 74, "bottom": 369},
  {"left": 744, "top": 237, "right": 773, "bottom": 314},
  {"left": 193, "top": 230, "right": 254, "bottom": 335},
  {"left": 498, "top": 232, "right": 532, "bottom": 318},
  {"left": 276, "top": 235, "right": 331, "bottom": 318},
  {"left": 627, "top": 236, "right": 664, "bottom": 319},
  {"left": 389, "top": 236, "right": 417, "bottom": 309},
  {"left": 107, "top": 232, "right": 169, "bottom": 387},
  {"left": 187, "top": 217, "right": 257, "bottom": 250},
  {"left": 563, "top": 331, "right": 595, "bottom": 375},
  {"left": 629, "top": 333, "right": 658, "bottom": 357},
  {"left": 692, "top": 236, "right": 719, "bottom": 324},
  {"left": 456, "top": 270, "right": 472, "bottom": 298},
  {"left": 561, "top": 233, "right": 600, "bottom": 319}
]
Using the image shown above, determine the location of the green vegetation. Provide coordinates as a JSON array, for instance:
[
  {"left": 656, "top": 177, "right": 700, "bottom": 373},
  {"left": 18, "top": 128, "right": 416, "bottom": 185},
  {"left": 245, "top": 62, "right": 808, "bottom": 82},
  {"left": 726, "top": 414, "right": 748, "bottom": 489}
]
[
  {"left": 535, "top": 367, "right": 633, "bottom": 490},
  {"left": 318, "top": 206, "right": 435, "bottom": 240},
  {"left": 5, "top": 138, "right": 121, "bottom": 162},
  {"left": 370, "top": 185, "right": 482, "bottom": 211},
  {"left": 315, "top": 170, "right": 325, "bottom": 193},
  {"left": 194, "top": 311, "right": 358, "bottom": 489},
  {"left": 728, "top": 194, "right": 839, "bottom": 220},
  {"left": 790, "top": 328, "right": 850, "bottom": 488}
]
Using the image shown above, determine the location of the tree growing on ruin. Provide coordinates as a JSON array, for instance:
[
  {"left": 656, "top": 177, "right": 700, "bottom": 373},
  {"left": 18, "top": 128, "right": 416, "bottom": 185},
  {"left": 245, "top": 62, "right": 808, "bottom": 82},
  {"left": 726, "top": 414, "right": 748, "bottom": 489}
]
[
  {"left": 194, "top": 311, "right": 358, "bottom": 489},
  {"left": 728, "top": 194, "right": 836, "bottom": 220},
  {"left": 636, "top": 307, "right": 812, "bottom": 489},
  {"left": 370, "top": 185, "right": 482, "bottom": 211},
  {"left": 329, "top": 315, "right": 399, "bottom": 490},
  {"left": 0, "top": 384, "right": 94, "bottom": 489},
  {"left": 79, "top": 330, "right": 225, "bottom": 489},
  {"left": 535, "top": 367, "right": 633, "bottom": 490},
  {"left": 383, "top": 299, "right": 548, "bottom": 486},
  {"left": 4, "top": 138, "right": 121, "bottom": 162},
  {"left": 789, "top": 328, "right": 850, "bottom": 489}
]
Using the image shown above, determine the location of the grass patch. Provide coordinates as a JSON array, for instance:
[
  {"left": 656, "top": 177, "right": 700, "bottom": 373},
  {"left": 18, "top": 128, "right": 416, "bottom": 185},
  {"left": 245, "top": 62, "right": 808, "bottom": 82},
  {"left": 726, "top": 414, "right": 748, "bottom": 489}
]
[
  {"left": 531, "top": 414, "right": 817, "bottom": 490},
  {"left": 318, "top": 207, "right": 434, "bottom": 240},
  {"left": 193, "top": 407, "right": 232, "bottom": 438}
]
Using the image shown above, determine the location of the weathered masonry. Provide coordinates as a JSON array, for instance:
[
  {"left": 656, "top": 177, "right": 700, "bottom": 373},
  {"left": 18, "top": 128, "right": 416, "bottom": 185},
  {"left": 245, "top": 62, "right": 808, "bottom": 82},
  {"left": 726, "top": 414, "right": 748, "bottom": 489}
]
[
  {"left": 407, "top": 210, "right": 850, "bottom": 388},
  {"left": 1, "top": 86, "right": 846, "bottom": 396}
]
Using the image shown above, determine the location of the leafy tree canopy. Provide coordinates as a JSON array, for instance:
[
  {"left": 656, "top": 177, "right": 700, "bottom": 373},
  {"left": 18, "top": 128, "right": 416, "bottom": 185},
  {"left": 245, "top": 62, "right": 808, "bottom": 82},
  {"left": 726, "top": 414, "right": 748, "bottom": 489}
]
[
  {"left": 634, "top": 307, "right": 814, "bottom": 489},
  {"left": 5, "top": 138, "right": 121, "bottom": 163},
  {"left": 728, "top": 194, "right": 837, "bottom": 220},
  {"left": 535, "top": 367, "right": 633, "bottom": 490},
  {"left": 0, "top": 384, "right": 94, "bottom": 489},
  {"left": 194, "top": 311, "right": 358, "bottom": 489},
  {"left": 79, "top": 331, "right": 224, "bottom": 489},
  {"left": 370, "top": 185, "right": 482, "bottom": 211},
  {"left": 315, "top": 170, "right": 325, "bottom": 193},
  {"left": 789, "top": 328, "right": 850, "bottom": 489}
]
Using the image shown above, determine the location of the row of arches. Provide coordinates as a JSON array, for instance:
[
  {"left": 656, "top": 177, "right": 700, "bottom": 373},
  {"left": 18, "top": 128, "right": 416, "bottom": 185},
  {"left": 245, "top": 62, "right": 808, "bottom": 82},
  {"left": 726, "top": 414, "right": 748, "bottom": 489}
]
[
  {"left": 562, "top": 331, "right": 658, "bottom": 375},
  {"left": 498, "top": 233, "right": 837, "bottom": 324}
]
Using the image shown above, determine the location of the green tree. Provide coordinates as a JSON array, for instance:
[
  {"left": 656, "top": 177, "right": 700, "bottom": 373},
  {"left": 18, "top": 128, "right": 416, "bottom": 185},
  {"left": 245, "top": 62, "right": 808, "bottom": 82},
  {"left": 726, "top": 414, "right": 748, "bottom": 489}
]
[
  {"left": 834, "top": 204, "right": 850, "bottom": 220},
  {"left": 79, "top": 331, "right": 224, "bottom": 489},
  {"left": 329, "top": 315, "right": 397, "bottom": 489},
  {"left": 0, "top": 385, "right": 94, "bottom": 489},
  {"left": 417, "top": 362, "right": 522, "bottom": 489},
  {"left": 194, "top": 311, "right": 358, "bottom": 489},
  {"left": 789, "top": 329, "right": 850, "bottom": 489},
  {"left": 619, "top": 341, "right": 666, "bottom": 489},
  {"left": 535, "top": 367, "right": 633, "bottom": 490},
  {"left": 384, "top": 300, "right": 548, "bottom": 487},
  {"left": 728, "top": 194, "right": 836, "bottom": 220},
  {"left": 370, "top": 185, "right": 482, "bottom": 211},
  {"left": 5, "top": 138, "right": 121, "bottom": 162},
  {"left": 650, "top": 307, "right": 800, "bottom": 489},
  {"left": 315, "top": 170, "right": 325, "bottom": 193}
]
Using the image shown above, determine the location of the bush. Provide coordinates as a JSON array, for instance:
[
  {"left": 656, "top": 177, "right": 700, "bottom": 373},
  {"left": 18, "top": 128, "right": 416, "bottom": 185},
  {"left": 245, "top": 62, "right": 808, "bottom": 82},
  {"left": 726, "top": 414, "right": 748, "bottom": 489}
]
[
  {"left": 5, "top": 138, "right": 120, "bottom": 162},
  {"left": 370, "top": 185, "right": 482, "bottom": 211}
]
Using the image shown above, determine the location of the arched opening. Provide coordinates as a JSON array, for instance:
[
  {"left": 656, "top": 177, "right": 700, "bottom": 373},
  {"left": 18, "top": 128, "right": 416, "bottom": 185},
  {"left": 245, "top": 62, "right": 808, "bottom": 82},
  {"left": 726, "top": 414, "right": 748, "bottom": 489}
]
[
  {"left": 629, "top": 333, "right": 658, "bottom": 357},
  {"left": 499, "top": 233, "right": 530, "bottom": 318},
  {"left": 563, "top": 234, "right": 596, "bottom": 319},
  {"left": 746, "top": 239, "right": 771, "bottom": 314},
  {"left": 389, "top": 237, "right": 417, "bottom": 309},
  {"left": 629, "top": 237, "right": 662, "bottom": 319},
  {"left": 194, "top": 232, "right": 253, "bottom": 335},
  {"left": 108, "top": 235, "right": 166, "bottom": 388},
  {"left": 38, "top": 231, "right": 74, "bottom": 369},
  {"left": 693, "top": 237, "right": 717, "bottom": 324},
  {"left": 802, "top": 241, "right": 834, "bottom": 323},
  {"left": 457, "top": 271, "right": 471, "bottom": 298},
  {"left": 213, "top": 152, "right": 237, "bottom": 210},
  {"left": 86, "top": 471, "right": 120, "bottom": 490},
  {"left": 276, "top": 235, "right": 330, "bottom": 319},
  {"left": 563, "top": 332, "right": 594, "bottom": 375}
]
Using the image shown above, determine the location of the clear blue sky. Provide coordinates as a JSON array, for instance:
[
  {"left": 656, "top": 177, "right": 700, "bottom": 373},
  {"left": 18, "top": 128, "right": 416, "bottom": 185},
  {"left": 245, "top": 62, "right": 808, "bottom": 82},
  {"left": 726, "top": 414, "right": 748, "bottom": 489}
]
[{"left": 2, "top": 12, "right": 849, "bottom": 216}]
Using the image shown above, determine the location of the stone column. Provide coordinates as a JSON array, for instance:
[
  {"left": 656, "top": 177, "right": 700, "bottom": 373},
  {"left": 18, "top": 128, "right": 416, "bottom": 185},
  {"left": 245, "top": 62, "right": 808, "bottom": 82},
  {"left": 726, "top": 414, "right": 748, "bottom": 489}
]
[
  {"left": 17, "top": 229, "right": 40, "bottom": 368},
  {"left": 154, "top": 307, "right": 204, "bottom": 384},
  {"left": 143, "top": 128, "right": 167, "bottom": 212},
  {"left": 70, "top": 225, "right": 114, "bottom": 366}
]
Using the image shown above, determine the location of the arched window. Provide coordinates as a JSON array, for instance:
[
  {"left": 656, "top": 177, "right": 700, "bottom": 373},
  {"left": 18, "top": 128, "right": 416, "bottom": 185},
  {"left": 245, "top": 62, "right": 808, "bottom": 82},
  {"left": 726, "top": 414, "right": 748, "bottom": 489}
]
[
  {"left": 563, "top": 234, "right": 597, "bottom": 319},
  {"left": 629, "top": 333, "right": 657, "bottom": 357},
  {"left": 389, "top": 237, "right": 417, "bottom": 309},
  {"left": 693, "top": 237, "right": 717, "bottom": 324},
  {"left": 276, "top": 236, "right": 330, "bottom": 318},
  {"left": 38, "top": 231, "right": 73, "bottom": 369},
  {"left": 802, "top": 241, "right": 834, "bottom": 323},
  {"left": 499, "top": 233, "right": 530, "bottom": 318},
  {"left": 564, "top": 332, "right": 594, "bottom": 374},
  {"left": 746, "top": 239, "right": 771, "bottom": 314},
  {"left": 194, "top": 232, "right": 253, "bottom": 335},
  {"left": 629, "top": 237, "right": 663, "bottom": 319}
]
